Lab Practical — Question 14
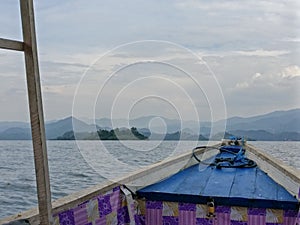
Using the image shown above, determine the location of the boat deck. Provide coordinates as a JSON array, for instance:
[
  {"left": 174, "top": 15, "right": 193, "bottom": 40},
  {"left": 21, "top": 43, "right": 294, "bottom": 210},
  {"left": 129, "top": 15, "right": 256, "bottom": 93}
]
[{"left": 137, "top": 163, "right": 299, "bottom": 210}]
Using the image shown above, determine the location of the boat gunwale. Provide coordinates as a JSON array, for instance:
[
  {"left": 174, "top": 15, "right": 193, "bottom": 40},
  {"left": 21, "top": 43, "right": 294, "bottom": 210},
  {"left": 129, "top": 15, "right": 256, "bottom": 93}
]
[{"left": 246, "top": 143, "right": 300, "bottom": 183}]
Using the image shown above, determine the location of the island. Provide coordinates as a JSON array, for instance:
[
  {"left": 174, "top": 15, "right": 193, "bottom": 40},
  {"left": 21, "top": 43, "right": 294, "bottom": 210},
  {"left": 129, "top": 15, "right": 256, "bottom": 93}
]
[{"left": 56, "top": 127, "right": 148, "bottom": 140}]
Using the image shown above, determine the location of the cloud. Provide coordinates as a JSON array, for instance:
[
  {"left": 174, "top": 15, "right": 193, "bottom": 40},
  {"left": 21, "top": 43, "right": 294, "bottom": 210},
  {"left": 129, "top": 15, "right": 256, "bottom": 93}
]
[
  {"left": 236, "top": 82, "right": 249, "bottom": 89},
  {"left": 234, "top": 50, "right": 290, "bottom": 57},
  {"left": 235, "top": 65, "right": 300, "bottom": 88},
  {"left": 280, "top": 65, "right": 300, "bottom": 78},
  {"left": 43, "top": 84, "right": 75, "bottom": 95},
  {"left": 253, "top": 73, "right": 262, "bottom": 79},
  {"left": 0, "top": 0, "right": 299, "bottom": 121},
  {"left": 281, "top": 38, "right": 300, "bottom": 43},
  {"left": 179, "top": 0, "right": 253, "bottom": 10},
  {"left": 176, "top": 0, "right": 299, "bottom": 14}
]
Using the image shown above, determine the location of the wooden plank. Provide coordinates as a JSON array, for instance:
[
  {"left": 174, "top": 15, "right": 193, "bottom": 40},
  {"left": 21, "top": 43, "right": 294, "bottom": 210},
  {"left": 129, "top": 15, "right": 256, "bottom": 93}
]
[
  {"left": 175, "top": 165, "right": 214, "bottom": 195},
  {"left": 0, "top": 38, "right": 24, "bottom": 51},
  {"left": 137, "top": 159, "right": 298, "bottom": 209},
  {"left": 202, "top": 167, "right": 237, "bottom": 197},
  {"left": 146, "top": 169, "right": 189, "bottom": 194},
  {"left": 254, "top": 169, "right": 277, "bottom": 200},
  {"left": 230, "top": 167, "right": 257, "bottom": 198},
  {"left": 138, "top": 164, "right": 213, "bottom": 196},
  {"left": 277, "top": 182, "right": 298, "bottom": 202},
  {"left": 19, "top": 0, "right": 52, "bottom": 225},
  {"left": 246, "top": 144, "right": 300, "bottom": 199}
]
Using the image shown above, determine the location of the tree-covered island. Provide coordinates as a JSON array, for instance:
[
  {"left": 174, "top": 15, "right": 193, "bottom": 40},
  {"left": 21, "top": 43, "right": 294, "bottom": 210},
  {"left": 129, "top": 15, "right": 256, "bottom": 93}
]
[{"left": 56, "top": 127, "right": 148, "bottom": 140}]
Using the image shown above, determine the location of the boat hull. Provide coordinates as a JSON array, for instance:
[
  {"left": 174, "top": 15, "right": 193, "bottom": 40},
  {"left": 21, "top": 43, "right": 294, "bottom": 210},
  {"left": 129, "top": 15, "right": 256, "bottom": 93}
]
[{"left": 1, "top": 143, "right": 299, "bottom": 225}]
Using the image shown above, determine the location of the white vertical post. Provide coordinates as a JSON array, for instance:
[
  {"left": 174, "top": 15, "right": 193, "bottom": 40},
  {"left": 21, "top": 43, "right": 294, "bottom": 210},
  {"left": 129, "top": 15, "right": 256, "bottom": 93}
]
[{"left": 19, "top": 0, "right": 52, "bottom": 224}]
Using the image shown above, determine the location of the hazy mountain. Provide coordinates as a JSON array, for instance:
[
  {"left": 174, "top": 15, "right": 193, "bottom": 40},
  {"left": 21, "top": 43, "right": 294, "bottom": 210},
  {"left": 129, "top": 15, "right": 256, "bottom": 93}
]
[
  {"left": 95, "top": 109, "right": 300, "bottom": 134},
  {"left": 211, "top": 131, "right": 235, "bottom": 141},
  {"left": 0, "top": 121, "right": 29, "bottom": 133},
  {"left": 0, "top": 117, "right": 97, "bottom": 140},
  {"left": 0, "top": 108, "right": 299, "bottom": 140},
  {"left": 45, "top": 116, "right": 96, "bottom": 139},
  {"left": 95, "top": 116, "right": 213, "bottom": 135},
  {"left": 216, "top": 108, "right": 300, "bottom": 133},
  {"left": 0, "top": 127, "right": 31, "bottom": 140},
  {"left": 225, "top": 130, "right": 300, "bottom": 141}
]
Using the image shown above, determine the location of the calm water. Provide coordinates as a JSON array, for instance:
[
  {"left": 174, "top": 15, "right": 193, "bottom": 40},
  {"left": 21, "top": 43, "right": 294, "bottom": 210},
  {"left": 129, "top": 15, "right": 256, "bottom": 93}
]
[{"left": 0, "top": 140, "right": 299, "bottom": 218}]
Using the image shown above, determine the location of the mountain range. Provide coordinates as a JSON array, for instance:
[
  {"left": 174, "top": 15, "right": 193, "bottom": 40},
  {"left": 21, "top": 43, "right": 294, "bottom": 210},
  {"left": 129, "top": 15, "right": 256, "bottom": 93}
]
[{"left": 0, "top": 108, "right": 299, "bottom": 141}]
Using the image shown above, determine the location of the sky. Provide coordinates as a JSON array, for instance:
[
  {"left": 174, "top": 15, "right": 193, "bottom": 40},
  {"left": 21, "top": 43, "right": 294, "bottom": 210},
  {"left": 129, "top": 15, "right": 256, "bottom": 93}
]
[{"left": 0, "top": 0, "right": 299, "bottom": 123}]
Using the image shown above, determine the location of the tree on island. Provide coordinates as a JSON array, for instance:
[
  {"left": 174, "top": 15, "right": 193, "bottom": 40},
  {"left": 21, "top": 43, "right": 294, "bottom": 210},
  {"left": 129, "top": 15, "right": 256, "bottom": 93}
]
[{"left": 57, "top": 127, "right": 148, "bottom": 140}]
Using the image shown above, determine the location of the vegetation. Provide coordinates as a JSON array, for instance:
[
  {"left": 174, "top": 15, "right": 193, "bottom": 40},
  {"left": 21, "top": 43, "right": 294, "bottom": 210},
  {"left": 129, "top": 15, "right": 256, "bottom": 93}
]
[
  {"left": 163, "top": 131, "right": 208, "bottom": 141},
  {"left": 57, "top": 127, "right": 148, "bottom": 140}
]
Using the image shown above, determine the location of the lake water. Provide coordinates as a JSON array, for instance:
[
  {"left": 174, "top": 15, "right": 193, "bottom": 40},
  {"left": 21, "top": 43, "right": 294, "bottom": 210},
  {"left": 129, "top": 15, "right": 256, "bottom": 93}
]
[{"left": 0, "top": 140, "right": 299, "bottom": 219}]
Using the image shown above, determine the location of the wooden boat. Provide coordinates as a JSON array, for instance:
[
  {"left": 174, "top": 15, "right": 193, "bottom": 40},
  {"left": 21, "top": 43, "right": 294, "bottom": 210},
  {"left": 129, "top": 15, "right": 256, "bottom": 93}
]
[
  {"left": 1, "top": 1, "right": 299, "bottom": 225},
  {"left": 1, "top": 139, "right": 300, "bottom": 225}
]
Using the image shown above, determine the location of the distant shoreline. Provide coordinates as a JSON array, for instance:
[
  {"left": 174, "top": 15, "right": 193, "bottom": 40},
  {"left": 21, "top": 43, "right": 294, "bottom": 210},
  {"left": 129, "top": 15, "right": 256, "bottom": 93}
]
[{"left": 0, "top": 108, "right": 299, "bottom": 141}]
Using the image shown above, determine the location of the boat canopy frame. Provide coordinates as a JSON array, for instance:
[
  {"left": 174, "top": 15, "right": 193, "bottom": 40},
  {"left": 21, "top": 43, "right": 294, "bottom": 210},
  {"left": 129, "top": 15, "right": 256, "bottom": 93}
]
[{"left": 0, "top": 1, "right": 52, "bottom": 225}]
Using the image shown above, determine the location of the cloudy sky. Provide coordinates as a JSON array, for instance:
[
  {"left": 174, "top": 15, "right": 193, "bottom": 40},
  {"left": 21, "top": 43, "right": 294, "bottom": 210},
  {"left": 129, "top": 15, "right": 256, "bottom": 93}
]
[{"left": 0, "top": 0, "right": 299, "bottom": 123}]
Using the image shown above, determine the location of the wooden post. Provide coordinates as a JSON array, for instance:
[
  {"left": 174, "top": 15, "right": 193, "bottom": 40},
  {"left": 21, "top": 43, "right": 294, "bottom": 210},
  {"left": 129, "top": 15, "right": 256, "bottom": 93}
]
[
  {"left": 0, "top": 38, "right": 24, "bottom": 51},
  {"left": 19, "top": 0, "right": 52, "bottom": 224}
]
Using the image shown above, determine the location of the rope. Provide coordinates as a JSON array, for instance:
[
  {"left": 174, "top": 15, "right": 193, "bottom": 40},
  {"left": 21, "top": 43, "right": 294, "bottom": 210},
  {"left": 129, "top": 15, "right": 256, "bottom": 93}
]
[
  {"left": 192, "top": 145, "right": 257, "bottom": 169},
  {"left": 192, "top": 146, "right": 219, "bottom": 165}
]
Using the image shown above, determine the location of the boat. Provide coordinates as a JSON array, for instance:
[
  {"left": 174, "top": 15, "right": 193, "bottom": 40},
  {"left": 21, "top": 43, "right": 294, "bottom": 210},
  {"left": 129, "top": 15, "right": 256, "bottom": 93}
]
[
  {"left": 0, "top": 1, "right": 299, "bottom": 225},
  {"left": 1, "top": 139, "right": 299, "bottom": 225}
]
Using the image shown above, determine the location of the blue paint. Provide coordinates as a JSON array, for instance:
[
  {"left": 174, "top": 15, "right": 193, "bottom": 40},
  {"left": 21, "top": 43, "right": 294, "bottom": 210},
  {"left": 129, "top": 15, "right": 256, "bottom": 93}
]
[
  {"left": 219, "top": 145, "right": 242, "bottom": 153},
  {"left": 229, "top": 167, "right": 256, "bottom": 198},
  {"left": 175, "top": 166, "right": 213, "bottom": 195},
  {"left": 202, "top": 167, "right": 236, "bottom": 197},
  {"left": 137, "top": 164, "right": 299, "bottom": 210}
]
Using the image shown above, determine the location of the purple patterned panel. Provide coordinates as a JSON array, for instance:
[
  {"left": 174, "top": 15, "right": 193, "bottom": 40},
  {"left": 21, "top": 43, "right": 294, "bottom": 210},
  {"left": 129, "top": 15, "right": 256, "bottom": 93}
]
[
  {"left": 110, "top": 188, "right": 121, "bottom": 212},
  {"left": 217, "top": 213, "right": 231, "bottom": 225},
  {"left": 283, "top": 209, "right": 298, "bottom": 217},
  {"left": 248, "top": 215, "right": 266, "bottom": 225},
  {"left": 248, "top": 208, "right": 266, "bottom": 216},
  {"left": 113, "top": 186, "right": 121, "bottom": 192},
  {"left": 283, "top": 210, "right": 297, "bottom": 225},
  {"left": 215, "top": 205, "right": 230, "bottom": 225},
  {"left": 94, "top": 217, "right": 106, "bottom": 225},
  {"left": 163, "top": 216, "right": 179, "bottom": 225},
  {"left": 195, "top": 218, "right": 214, "bottom": 225},
  {"left": 215, "top": 205, "right": 230, "bottom": 213},
  {"left": 146, "top": 209, "right": 163, "bottom": 225},
  {"left": 73, "top": 203, "right": 88, "bottom": 225},
  {"left": 59, "top": 209, "right": 75, "bottom": 225},
  {"left": 179, "top": 210, "right": 196, "bottom": 225},
  {"left": 135, "top": 215, "right": 146, "bottom": 225},
  {"left": 178, "top": 202, "right": 196, "bottom": 211},
  {"left": 266, "top": 223, "right": 282, "bottom": 225},
  {"left": 98, "top": 194, "right": 112, "bottom": 217},
  {"left": 146, "top": 200, "right": 163, "bottom": 209},
  {"left": 231, "top": 222, "right": 247, "bottom": 225},
  {"left": 283, "top": 216, "right": 297, "bottom": 225},
  {"left": 117, "top": 206, "right": 130, "bottom": 223}
]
